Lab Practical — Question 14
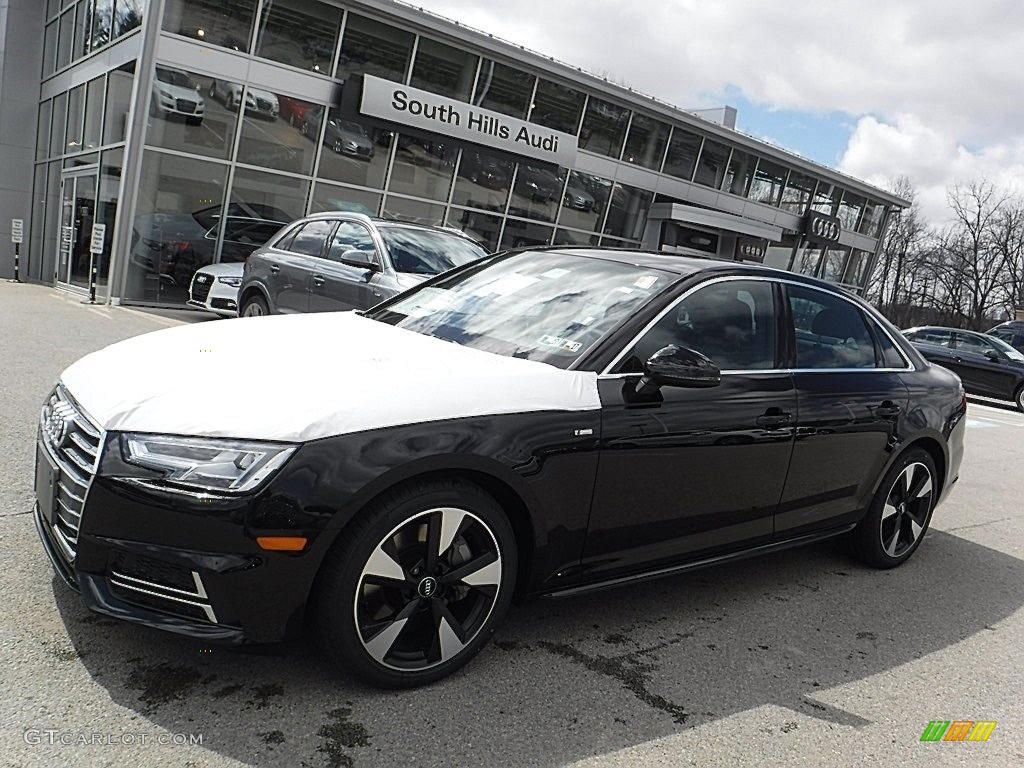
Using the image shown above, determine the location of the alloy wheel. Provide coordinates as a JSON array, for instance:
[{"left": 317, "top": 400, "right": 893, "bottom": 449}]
[
  {"left": 879, "top": 461, "right": 933, "bottom": 558},
  {"left": 242, "top": 301, "right": 264, "bottom": 317},
  {"left": 354, "top": 507, "right": 502, "bottom": 671}
]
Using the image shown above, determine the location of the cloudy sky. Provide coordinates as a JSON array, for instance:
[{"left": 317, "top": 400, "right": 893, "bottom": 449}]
[{"left": 412, "top": 0, "right": 1024, "bottom": 222}]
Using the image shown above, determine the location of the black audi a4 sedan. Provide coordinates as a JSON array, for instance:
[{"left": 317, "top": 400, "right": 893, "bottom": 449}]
[
  {"left": 35, "top": 248, "right": 965, "bottom": 687},
  {"left": 903, "top": 325, "right": 1024, "bottom": 410}
]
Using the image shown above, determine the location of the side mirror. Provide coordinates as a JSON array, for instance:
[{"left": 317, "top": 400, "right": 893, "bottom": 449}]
[
  {"left": 641, "top": 345, "right": 721, "bottom": 390},
  {"left": 984, "top": 349, "right": 1001, "bottom": 362},
  {"left": 340, "top": 249, "right": 379, "bottom": 271}
]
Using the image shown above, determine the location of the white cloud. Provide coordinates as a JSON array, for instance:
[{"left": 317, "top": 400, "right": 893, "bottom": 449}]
[{"left": 411, "top": 0, "right": 1024, "bottom": 220}]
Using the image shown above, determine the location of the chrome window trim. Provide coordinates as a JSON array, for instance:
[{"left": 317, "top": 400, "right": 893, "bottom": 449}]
[{"left": 600, "top": 274, "right": 915, "bottom": 376}]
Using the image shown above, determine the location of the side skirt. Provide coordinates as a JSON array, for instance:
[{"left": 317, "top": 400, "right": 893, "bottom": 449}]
[{"left": 544, "top": 523, "right": 857, "bottom": 599}]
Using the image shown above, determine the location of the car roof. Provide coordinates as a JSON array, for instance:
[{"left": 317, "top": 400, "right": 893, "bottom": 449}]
[{"left": 301, "top": 211, "right": 482, "bottom": 243}]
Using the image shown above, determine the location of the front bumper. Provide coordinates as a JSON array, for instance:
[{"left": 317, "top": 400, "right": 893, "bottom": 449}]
[{"left": 34, "top": 433, "right": 335, "bottom": 645}]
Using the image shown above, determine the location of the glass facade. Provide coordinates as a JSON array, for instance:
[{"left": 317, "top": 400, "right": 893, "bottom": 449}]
[{"left": 25, "top": 0, "right": 896, "bottom": 306}]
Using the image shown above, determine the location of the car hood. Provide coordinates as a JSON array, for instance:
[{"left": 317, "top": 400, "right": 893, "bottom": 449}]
[
  {"left": 59, "top": 312, "right": 600, "bottom": 442},
  {"left": 196, "top": 262, "right": 244, "bottom": 277},
  {"left": 156, "top": 82, "right": 201, "bottom": 100}
]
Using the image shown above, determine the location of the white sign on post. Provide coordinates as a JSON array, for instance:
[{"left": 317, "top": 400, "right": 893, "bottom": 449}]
[
  {"left": 11, "top": 218, "right": 24, "bottom": 244},
  {"left": 90, "top": 223, "right": 106, "bottom": 255}
]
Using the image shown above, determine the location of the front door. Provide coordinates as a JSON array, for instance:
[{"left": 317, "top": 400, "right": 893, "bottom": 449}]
[
  {"left": 583, "top": 278, "right": 796, "bottom": 582},
  {"left": 951, "top": 332, "right": 1018, "bottom": 399},
  {"left": 309, "top": 220, "right": 384, "bottom": 312},
  {"left": 56, "top": 172, "right": 98, "bottom": 291}
]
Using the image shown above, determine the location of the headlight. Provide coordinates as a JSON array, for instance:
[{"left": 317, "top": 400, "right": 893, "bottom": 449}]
[
  {"left": 217, "top": 276, "right": 243, "bottom": 286},
  {"left": 122, "top": 434, "right": 296, "bottom": 493}
]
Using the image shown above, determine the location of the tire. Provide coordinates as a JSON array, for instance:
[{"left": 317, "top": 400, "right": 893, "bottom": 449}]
[
  {"left": 314, "top": 478, "right": 517, "bottom": 688},
  {"left": 240, "top": 294, "right": 269, "bottom": 317},
  {"left": 1015, "top": 384, "right": 1024, "bottom": 412},
  {"left": 186, "top": 116, "right": 203, "bottom": 126},
  {"left": 850, "top": 447, "right": 937, "bottom": 568}
]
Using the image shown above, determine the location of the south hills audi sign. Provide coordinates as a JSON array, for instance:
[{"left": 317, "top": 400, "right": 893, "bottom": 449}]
[{"left": 359, "top": 74, "right": 578, "bottom": 167}]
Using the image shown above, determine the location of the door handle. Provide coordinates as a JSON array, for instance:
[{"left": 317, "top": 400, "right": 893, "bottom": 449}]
[
  {"left": 269, "top": 264, "right": 280, "bottom": 274},
  {"left": 311, "top": 274, "right": 326, "bottom": 287},
  {"left": 756, "top": 409, "right": 793, "bottom": 429},
  {"left": 876, "top": 401, "right": 902, "bottom": 418}
]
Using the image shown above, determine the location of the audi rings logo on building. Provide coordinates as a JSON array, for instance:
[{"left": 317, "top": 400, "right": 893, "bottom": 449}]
[{"left": 805, "top": 212, "right": 842, "bottom": 244}]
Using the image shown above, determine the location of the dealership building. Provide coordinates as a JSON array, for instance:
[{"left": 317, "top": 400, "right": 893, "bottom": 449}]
[{"left": 0, "top": 0, "right": 909, "bottom": 307}]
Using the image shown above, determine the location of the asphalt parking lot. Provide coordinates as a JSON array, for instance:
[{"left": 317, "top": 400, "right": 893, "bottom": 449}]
[{"left": 1, "top": 283, "right": 1022, "bottom": 768}]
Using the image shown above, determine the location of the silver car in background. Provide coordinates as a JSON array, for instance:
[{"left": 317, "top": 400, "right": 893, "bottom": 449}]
[{"left": 237, "top": 213, "right": 489, "bottom": 316}]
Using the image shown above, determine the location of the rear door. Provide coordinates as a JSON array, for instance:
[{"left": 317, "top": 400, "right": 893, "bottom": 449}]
[
  {"left": 268, "top": 220, "right": 336, "bottom": 313},
  {"left": 308, "top": 220, "right": 385, "bottom": 312},
  {"left": 778, "top": 283, "right": 911, "bottom": 535},
  {"left": 951, "top": 332, "right": 1018, "bottom": 399}
]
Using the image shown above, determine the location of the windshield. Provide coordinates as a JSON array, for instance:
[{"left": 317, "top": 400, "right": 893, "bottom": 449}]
[
  {"left": 989, "top": 334, "right": 1024, "bottom": 361},
  {"left": 156, "top": 69, "right": 194, "bottom": 89},
  {"left": 369, "top": 252, "right": 674, "bottom": 368},
  {"left": 379, "top": 226, "right": 488, "bottom": 275}
]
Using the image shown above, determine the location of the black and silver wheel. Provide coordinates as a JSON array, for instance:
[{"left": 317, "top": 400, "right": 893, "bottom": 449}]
[
  {"left": 315, "top": 479, "right": 516, "bottom": 688},
  {"left": 851, "top": 448, "right": 936, "bottom": 568},
  {"left": 1015, "top": 385, "right": 1024, "bottom": 413},
  {"left": 240, "top": 294, "right": 268, "bottom": 317}
]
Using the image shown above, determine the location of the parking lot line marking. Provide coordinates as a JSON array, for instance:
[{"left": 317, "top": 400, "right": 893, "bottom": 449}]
[{"left": 966, "top": 419, "right": 1000, "bottom": 429}]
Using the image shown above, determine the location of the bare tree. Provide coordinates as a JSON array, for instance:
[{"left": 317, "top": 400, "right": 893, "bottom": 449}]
[{"left": 990, "top": 197, "right": 1024, "bottom": 319}]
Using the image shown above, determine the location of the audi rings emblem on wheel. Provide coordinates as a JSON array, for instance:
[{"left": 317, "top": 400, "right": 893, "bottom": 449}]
[
  {"left": 354, "top": 507, "right": 502, "bottom": 672},
  {"left": 880, "top": 462, "right": 933, "bottom": 558}
]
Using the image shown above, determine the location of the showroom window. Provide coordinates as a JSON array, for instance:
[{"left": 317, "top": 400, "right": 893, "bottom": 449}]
[
  {"left": 662, "top": 129, "right": 701, "bottom": 181},
  {"left": 94, "top": 147, "right": 123, "bottom": 295},
  {"left": 44, "top": 22, "right": 58, "bottom": 78},
  {"left": 748, "top": 158, "right": 787, "bottom": 207},
  {"left": 103, "top": 61, "right": 135, "bottom": 145},
  {"left": 788, "top": 285, "right": 877, "bottom": 369},
  {"left": 83, "top": 76, "right": 105, "bottom": 152},
  {"left": 409, "top": 37, "right": 478, "bottom": 102},
  {"left": 163, "top": 0, "right": 258, "bottom": 52},
  {"left": 530, "top": 78, "right": 586, "bottom": 135},
  {"left": 66, "top": 85, "right": 85, "bottom": 154},
  {"left": 336, "top": 13, "right": 414, "bottom": 83},
  {"left": 844, "top": 249, "right": 873, "bottom": 286},
  {"left": 50, "top": 92, "right": 67, "bottom": 158},
  {"left": 37, "top": 101, "right": 52, "bottom": 161},
  {"left": 579, "top": 97, "right": 630, "bottom": 158},
  {"left": 254, "top": 0, "right": 342, "bottom": 73},
  {"left": 859, "top": 200, "right": 885, "bottom": 237},
  {"left": 781, "top": 171, "right": 815, "bottom": 214},
  {"left": 499, "top": 219, "right": 553, "bottom": 250},
  {"left": 622, "top": 114, "right": 670, "bottom": 170},
  {"left": 724, "top": 149, "right": 756, "bottom": 197},
  {"left": 446, "top": 208, "right": 502, "bottom": 252},
  {"left": 288, "top": 219, "right": 335, "bottom": 257},
  {"left": 113, "top": 0, "right": 144, "bottom": 38},
  {"left": 387, "top": 135, "right": 457, "bottom": 201},
  {"left": 90, "top": 0, "right": 114, "bottom": 52},
  {"left": 559, "top": 171, "right": 611, "bottom": 233},
  {"left": 838, "top": 191, "right": 865, "bottom": 231},
  {"left": 553, "top": 228, "right": 600, "bottom": 246},
  {"left": 230, "top": 167, "right": 310, "bottom": 223},
  {"left": 309, "top": 182, "right": 382, "bottom": 217},
  {"left": 617, "top": 280, "right": 778, "bottom": 373},
  {"left": 812, "top": 183, "right": 841, "bottom": 216},
  {"left": 236, "top": 92, "right": 322, "bottom": 175},
  {"left": 147, "top": 68, "right": 239, "bottom": 160},
  {"left": 818, "top": 246, "right": 850, "bottom": 284},
  {"left": 74, "top": 0, "right": 91, "bottom": 61},
  {"left": 795, "top": 246, "right": 823, "bottom": 276},
  {"left": 316, "top": 110, "right": 389, "bottom": 190},
  {"left": 57, "top": 10, "right": 74, "bottom": 70},
  {"left": 473, "top": 59, "right": 534, "bottom": 118},
  {"left": 381, "top": 196, "right": 446, "bottom": 226},
  {"left": 508, "top": 163, "right": 565, "bottom": 222},
  {"left": 451, "top": 150, "right": 513, "bottom": 213},
  {"left": 694, "top": 138, "right": 730, "bottom": 189},
  {"left": 125, "top": 150, "right": 230, "bottom": 304},
  {"left": 603, "top": 184, "right": 653, "bottom": 241}
]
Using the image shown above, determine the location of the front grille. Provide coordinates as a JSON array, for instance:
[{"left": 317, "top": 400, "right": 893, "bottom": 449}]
[
  {"left": 190, "top": 273, "right": 212, "bottom": 303},
  {"left": 256, "top": 98, "right": 272, "bottom": 111},
  {"left": 356, "top": 146, "right": 371, "bottom": 156},
  {"left": 108, "top": 552, "right": 218, "bottom": 623},
  {"left": 39, "top": 386, "right": 102, "bottom": 563},
  {"left": 176, "top": 98, "right": 197, "bottom": 114}
]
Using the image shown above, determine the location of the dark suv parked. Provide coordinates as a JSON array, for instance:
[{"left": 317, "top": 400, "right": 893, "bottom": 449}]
[
  {"left": 904, "top": 325, "right": 1024, "bottom": 410},
  {"left": 987, "top": 320, "right": 1024, "bottom": 352},
  {"left": 238, "top": 214, "right": 488, "bottom": 315}
]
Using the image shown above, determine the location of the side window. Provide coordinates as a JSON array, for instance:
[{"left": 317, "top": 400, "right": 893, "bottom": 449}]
[
  {"left": 288, "top": 220, "right": 336, "bottom": 257},
  {"left": 954, "top": 333, "right": 995, "bottom": 355},
  {"left": 274, "top": 224, "right": 303, "bottom": 251},
  {"left": 616, "top": 280, "right": 777, "bottom": 372},
  {"left": 327, "top": 222, "right": 377, "bottom": 262},
  {"left": 991, "top": 328, "right": 1013, "bottom": 342},
  {"left": 910, "top": 328, "right": 952, "bottom": 347},
  {"left": 788, "top": 285, "right": 876, "bottom": 369},
  {"left": 874, "top": 324, "right": 909, "bottom": 369}
]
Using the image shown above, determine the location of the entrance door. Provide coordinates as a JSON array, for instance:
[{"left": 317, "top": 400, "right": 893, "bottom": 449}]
[{"left": 56, "top": 172, "right": 98, "bottom": 291}]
